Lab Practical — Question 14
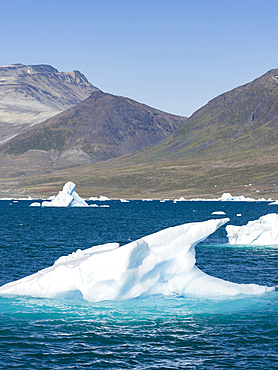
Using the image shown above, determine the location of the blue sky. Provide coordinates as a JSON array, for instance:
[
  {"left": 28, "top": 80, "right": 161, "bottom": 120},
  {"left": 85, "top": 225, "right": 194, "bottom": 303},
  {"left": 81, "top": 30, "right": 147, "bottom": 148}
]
[{"left": 1, "top": 0, "right": 278, "bottom": 116}]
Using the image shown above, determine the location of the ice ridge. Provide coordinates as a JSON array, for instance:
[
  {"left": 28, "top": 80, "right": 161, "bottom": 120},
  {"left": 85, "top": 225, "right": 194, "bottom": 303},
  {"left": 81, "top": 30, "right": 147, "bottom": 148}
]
[{"left": 0, "top": 218, "right": 274, "bottom": 302}]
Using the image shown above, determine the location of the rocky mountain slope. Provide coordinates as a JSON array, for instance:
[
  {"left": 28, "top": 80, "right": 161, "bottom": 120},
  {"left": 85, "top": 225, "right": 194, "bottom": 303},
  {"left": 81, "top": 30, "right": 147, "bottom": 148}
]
[
  {"left": 0, "top": 91, "right": 187, "bottom": 173},
  {"left": 140, "top": 68, "right": 278, "bottom": 162},
  {"left": 0, "top": 64, "right": 99, "bottom": 145}
]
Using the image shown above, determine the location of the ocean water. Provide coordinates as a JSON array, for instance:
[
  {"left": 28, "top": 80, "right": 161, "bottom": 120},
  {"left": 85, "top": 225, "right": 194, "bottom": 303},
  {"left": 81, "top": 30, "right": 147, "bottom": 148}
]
[{"left": 0, "top": 200, "right": 277, "bottom": 369}]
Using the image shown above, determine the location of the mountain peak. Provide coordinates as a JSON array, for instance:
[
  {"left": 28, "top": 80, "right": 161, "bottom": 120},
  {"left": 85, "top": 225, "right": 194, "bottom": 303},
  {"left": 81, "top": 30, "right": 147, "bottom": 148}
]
[
  {"left": 0, "top": 90, "right": 187, "bottom": 169},
  {"left": 266, "top": 68, "right": 278, "bottom": 83},
  {"left": 147, "top": 66, "right": 278, "bottom": 163},
  {"left": 0, "top": 64, "right": 97, "bottom": 91},
  {"left": 57, "top": 69, "right": 92, "bottom": 86},
  {"left": 267, "top": 67, "right": 278, "bottom": 75},
  {"left": 0, "top": 63, "right": 100, "bottom": 145},
  {"left": 249, "top": 67, "right": 278, "bottom": 87}
]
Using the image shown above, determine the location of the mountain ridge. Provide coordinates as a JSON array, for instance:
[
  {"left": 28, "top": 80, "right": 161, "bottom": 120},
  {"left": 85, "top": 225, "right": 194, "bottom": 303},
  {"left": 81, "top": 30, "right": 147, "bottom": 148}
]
[
  {"left": 131, "top": 67, "right": 278, "bottom": 163},
  {"left": 0, "top": 90, "right": 187, "bottom": 172},
  {"left": 0, "top": 63, "right": 100, "bottom": 145}
]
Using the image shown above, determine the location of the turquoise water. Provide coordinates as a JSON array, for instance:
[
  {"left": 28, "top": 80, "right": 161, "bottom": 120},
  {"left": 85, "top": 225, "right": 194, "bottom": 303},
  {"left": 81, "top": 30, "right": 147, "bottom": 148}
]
[{"left": 0, "top": 200, "right": 277, "bottom": 368}]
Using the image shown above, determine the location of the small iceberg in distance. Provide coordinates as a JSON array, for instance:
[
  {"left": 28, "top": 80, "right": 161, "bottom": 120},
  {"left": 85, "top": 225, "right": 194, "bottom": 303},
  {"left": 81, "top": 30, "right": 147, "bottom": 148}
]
[
  {"left": 88, "top": 195, "right": 110, "bottom": 201},
  {"left": 269, "top": 200, "right": 278, "bottom": 205},
  {"left": 226, "top": 213, "right": 278, "bottom": 245},
  {"left": 36, "top": 182, "right": 88, "bottom": 207},
  {"left": 0, "top": 217, "right": 274, "bottom": 302},
  {"left": 211, "top": 211, "right": 226, "bottom": 215},
  {"left": 30, "top": 202, "right": 41, "bottom": 207}
]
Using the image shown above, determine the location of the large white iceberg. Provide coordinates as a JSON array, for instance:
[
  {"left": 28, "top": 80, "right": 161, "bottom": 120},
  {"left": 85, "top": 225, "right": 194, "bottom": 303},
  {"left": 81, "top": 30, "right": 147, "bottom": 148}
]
[
  {"left": 226, "top": 213, "right": 278, "bottom": 245},
  {"left": 0, "top": 218, "right": 273, "bottom": 302},
  {"left": 41, "top": 182, "right": 88, "bottom": 207}
]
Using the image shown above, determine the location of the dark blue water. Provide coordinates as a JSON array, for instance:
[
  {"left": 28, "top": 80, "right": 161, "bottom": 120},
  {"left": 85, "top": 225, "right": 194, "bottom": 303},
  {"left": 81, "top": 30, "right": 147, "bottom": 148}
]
[{"left": 0, "top": 200, "right": 277, "bottom": 369}]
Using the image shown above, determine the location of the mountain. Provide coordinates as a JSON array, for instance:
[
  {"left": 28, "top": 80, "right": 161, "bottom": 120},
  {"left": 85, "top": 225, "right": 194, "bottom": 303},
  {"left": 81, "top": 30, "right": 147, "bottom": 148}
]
[
  {"left": 140, "top": 68, "right": 278, "bottom": 162},
  {"left": 0, "top": 64, "right": 100, "bottom": 145},
  {"left": 0, "top": 91, "right": 187, "bottom": 173},
  {"left": 1, "top": 67, "right": 278, "bottom": 200}
]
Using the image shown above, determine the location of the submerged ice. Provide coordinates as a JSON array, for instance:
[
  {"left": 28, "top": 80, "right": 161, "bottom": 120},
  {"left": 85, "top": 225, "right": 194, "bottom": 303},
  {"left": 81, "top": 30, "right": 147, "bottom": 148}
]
[
  {"left": 226, "top": 213, "right": 278, "bottom": 245},
  {"left": 0, "top": 218, "right": 274, "bottom": 302},
  {"left": 41, "top": 182, "right": 88, "bottom": 207}
]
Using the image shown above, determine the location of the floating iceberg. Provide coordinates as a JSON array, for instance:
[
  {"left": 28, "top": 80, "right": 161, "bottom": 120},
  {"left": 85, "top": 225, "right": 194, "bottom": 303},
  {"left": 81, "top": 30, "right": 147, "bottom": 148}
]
[
  {"left": 211, "top": 211, "right": 226, "bottom": 215},
  {"left": 0, "top": 218, "right": 273, "bottom": 302},
  {"left": 40, "top": 182, "right": 88, "bottom": 207},
  {"left": 226, "top": 213, "right": 278, "bottom": 245},
  {"left": 88, "top": 195, "right": 110, "bottom": 201},
  {"left": 30, "top": 202, "right": 41, "bottom": 207},
  {"left": 174, "top": 197, "right": 187, "bottom": 202},
  {"left": 269, "top": 200, "right": 278, "bottom": 205}
]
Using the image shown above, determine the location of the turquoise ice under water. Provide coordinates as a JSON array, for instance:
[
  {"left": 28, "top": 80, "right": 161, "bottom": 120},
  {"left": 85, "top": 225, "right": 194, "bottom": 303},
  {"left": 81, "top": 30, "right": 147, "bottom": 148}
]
[{"left": 0, "top": 200, "right": 277, "bottom": 369}]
